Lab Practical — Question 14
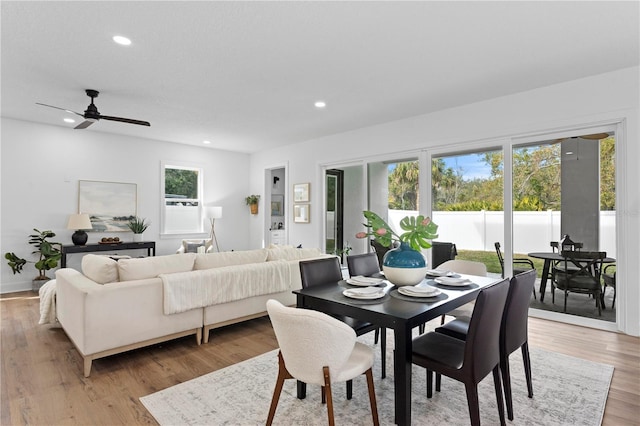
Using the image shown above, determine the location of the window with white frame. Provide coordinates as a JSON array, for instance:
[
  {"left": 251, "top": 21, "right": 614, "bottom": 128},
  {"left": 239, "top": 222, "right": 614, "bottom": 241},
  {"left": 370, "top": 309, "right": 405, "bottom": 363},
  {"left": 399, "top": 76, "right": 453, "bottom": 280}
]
[{"left": 162, "top": 162, "right": 204, "bottom": 234}]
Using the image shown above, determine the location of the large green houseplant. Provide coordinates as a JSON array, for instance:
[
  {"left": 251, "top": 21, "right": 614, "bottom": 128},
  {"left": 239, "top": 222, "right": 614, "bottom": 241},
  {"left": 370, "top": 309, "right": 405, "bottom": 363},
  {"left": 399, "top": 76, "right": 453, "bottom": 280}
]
[{"left": 4, "top": 229, "right": 62, "bottom": 289}]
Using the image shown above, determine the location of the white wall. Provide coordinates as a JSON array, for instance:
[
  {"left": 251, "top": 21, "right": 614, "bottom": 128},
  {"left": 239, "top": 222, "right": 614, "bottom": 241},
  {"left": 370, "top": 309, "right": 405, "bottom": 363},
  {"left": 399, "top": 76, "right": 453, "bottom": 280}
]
[
  {"left": 1, "top": 118, "right": 251, "bottom": 293},
  {"left": 250, "top": 67, "right": 639, "bottom": 335}
]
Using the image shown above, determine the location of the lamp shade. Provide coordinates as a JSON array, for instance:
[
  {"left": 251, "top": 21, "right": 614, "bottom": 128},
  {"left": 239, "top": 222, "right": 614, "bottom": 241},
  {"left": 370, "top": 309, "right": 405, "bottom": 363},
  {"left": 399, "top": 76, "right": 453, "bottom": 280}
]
[
  {"left": 67, "top": 213, "right": 92, "bottom": 230},
  {"left": 208, "top": 206, "right": 223, "bottom": 219}
]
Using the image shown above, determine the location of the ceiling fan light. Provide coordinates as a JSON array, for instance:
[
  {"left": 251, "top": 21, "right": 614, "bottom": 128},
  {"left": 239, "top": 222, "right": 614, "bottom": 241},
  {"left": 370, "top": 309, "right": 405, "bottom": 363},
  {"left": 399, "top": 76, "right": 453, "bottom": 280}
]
[{"left": 64, "top": 118, "right": 75, "bottom": 123}]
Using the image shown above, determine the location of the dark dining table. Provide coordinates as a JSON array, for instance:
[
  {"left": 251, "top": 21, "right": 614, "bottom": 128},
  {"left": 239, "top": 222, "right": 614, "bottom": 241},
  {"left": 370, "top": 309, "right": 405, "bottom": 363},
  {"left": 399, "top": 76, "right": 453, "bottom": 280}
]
[
  {"left": 528, "top": 252, "right": 616, "bottom": 302},
  {"left": 293, "top": 273, "right": 501, "bottom": 426}
]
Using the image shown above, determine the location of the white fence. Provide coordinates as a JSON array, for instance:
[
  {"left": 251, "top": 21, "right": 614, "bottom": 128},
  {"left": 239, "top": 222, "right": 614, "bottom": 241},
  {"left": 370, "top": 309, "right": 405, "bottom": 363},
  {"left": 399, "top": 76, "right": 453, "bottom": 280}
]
[{"left": 387, "top": 210, "right": 616, "bottom": 258}]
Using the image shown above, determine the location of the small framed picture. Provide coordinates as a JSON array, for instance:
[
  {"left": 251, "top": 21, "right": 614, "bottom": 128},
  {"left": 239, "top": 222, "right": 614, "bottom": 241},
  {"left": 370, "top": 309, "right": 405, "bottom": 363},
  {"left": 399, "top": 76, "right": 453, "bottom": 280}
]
[
  {"left": 293, "top": 183, "right": 310, "bottom": 202},
  {"left": 271, "top": 195, "right": 284, "bottom": 216},
  {"left": 294, "top": 204, "right": 310, "bottom": 223}
]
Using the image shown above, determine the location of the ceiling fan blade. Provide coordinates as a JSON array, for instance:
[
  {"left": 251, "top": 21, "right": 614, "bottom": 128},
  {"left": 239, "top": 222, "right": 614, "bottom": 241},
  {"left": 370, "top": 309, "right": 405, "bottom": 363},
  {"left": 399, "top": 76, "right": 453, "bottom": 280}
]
[
  {"left": 579, "top": 133, "right": 609, "bottom": 140},
  {"left": 36, "top": 102, "right": 84, "bottom": 117},
  {"left": 75, "top": 119, "right": 96, "bottom": 129},
  {"left": 100, "top": 115, "right": 150, "bottom": 127}
]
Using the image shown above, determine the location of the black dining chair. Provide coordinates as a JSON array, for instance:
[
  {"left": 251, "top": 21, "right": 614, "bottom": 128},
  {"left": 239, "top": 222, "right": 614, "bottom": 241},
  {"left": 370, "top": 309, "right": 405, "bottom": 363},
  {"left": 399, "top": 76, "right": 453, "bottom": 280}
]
[
  {"left": 299, "top": 257, "right": 387, "bottom": 387},
  {"left": 346, "top": 252, "right": 383, "bottom": 278},
  {"left": 411, "top": 278, "right": 510, "bottom": 426},
  {"left": 553, "top": 251, "right": 606, "bottom": 316},
  {"left": 346, "top": 252, "right": 385, "bottom": 355},
  {"left": 434, "top": 269, "right": 536, "bottom": 421},
  {"left": 431, "top": 241, "right": 458, "bottom": 268},
  {"left": 494, "top": 242, "right": 536, "bottom": 299}
]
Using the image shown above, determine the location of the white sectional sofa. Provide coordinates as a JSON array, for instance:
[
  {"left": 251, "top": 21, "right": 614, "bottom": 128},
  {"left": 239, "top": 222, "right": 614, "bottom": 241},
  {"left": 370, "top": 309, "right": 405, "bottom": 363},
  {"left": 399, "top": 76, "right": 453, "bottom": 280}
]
[{"left": 55, "top": 246, "right": 331, "bottom": 376}]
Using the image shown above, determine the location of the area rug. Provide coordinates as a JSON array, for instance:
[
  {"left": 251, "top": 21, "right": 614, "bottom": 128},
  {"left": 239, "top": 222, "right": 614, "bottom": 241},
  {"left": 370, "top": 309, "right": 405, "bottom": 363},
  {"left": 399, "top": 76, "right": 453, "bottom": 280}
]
[{"left": 141, "top": 330, "right": 613, "bottom": 426}]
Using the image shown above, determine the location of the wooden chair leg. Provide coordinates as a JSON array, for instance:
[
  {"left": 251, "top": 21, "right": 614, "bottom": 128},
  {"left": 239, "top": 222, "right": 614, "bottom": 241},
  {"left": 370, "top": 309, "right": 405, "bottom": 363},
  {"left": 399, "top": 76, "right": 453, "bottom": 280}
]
[
  {"left": 346, "top": 379, "right": 353, "bottom": 400},
  {"left": 521, "top": 342, "right": 534, "bottom": 398},
  {"left": 500, "top": 354, "right": 514, "bottom": 421},
  {"left": 322, "top": 366, "right": 335, "bottom": 426},
  {"left": 374, "top": 328, "right": 379, "bottom": 344},
  {"left": 464, "top": 382, "right": 481, "bottom": 426},
  {"left": 426, "top": 370, "right": 433, "bottom": 398},
  {"left": 267, "top": 352, "right": 291, "bottom": 426},
  {"left": 419, "top": 323, "right": 425, "bottom": 334},
  {"left": 435, "top": 373, "right": 441, "bottom": 392},
  {"left": 492, "top": 366, "right": 507, "bottom": 426},
  {"left": 365, "top": 368, "right": 380, "bottom": 426}
]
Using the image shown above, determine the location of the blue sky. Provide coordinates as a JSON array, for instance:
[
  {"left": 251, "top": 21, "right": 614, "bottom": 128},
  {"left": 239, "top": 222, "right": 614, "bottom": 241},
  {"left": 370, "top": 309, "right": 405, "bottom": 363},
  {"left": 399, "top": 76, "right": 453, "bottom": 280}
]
[
  {"left": 441, "top": 153, "right": 493, "bottom": 180},
  {"left": 386, "top": 153, "right": 494, "bottom": 180}
]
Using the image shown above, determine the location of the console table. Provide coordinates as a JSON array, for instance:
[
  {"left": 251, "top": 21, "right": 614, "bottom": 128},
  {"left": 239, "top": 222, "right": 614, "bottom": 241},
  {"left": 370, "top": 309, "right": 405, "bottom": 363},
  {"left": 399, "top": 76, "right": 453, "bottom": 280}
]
[{"left": 60, "top": 241, "right": 156, "bottom": 268}]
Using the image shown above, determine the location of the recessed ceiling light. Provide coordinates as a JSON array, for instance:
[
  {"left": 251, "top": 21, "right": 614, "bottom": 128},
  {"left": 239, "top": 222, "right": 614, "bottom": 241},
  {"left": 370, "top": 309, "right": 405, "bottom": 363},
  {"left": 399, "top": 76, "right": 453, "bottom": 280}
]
[
  {"left": 64, "top": 118, "right": 75, "bottom": 123},
  {"left": 113, "top": 35, "right": 132, "bottom": 46},
  {"left": 203, "top": 140, "right": 211, "bottom": 144},
  {"left": 314, "top": 101, "right": 326, "bottom": 108}
]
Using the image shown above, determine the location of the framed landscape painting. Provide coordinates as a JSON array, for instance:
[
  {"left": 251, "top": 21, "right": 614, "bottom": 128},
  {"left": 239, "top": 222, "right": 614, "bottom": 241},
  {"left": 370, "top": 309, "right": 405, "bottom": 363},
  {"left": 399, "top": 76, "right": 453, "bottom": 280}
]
[{"left": 79, "top": 180, "right": 137, "bottom": 232}]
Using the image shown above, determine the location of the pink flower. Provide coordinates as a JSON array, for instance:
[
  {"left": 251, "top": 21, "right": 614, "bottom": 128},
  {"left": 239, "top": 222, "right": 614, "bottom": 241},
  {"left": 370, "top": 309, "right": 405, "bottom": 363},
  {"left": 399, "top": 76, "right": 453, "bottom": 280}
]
[
  {"left": 376, "top": 228, "right": 387, "bottom": 236},
  {"left": 421, "top": 217, "right": 431, "bottom": 226},
  {"left": 355, "top": 232, "right": 367, "bottom": 239}
]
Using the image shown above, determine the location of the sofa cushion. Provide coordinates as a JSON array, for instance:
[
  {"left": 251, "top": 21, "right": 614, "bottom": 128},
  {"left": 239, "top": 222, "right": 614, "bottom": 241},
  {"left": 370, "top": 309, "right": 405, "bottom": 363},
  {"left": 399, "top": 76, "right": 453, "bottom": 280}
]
[
  {"left": 267, "top": 247, "right": 323, "bottom": 261},
  {"left": 81, "top": 254, "right": 119, "bottom": 284},
  {"left": 194, "top": 249, "right": 269, "bottom": 270},
  {"left": 118, "top": 253, "right": 196, "bottom": 281}
]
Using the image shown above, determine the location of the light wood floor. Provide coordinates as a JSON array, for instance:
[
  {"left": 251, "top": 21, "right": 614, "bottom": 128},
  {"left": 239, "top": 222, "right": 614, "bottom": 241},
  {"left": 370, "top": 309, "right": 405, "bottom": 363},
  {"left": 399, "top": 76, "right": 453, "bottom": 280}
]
[{"left": 1, "top": 291, "right": 638, "bottom": 425}]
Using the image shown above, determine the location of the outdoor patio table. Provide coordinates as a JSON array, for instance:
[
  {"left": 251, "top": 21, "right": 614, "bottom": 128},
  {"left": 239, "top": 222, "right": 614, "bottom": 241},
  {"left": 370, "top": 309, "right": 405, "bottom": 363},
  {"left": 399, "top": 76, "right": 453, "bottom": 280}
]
[
  {"left": 293, "top": 273, "right": 501, "bottom": 426},
  {"left": 528, "top": 252, "right": 615, "bottom": 302}
]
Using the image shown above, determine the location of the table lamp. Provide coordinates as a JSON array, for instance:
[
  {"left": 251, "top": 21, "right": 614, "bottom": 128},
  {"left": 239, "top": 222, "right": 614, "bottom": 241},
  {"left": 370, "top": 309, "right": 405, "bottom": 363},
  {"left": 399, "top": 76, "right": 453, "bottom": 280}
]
[
  {"left": 208, "top": 206, "right": 222, "bottom": 252},
  {"left": 67, "top": 213, "right": 92, "bottom": 245}
]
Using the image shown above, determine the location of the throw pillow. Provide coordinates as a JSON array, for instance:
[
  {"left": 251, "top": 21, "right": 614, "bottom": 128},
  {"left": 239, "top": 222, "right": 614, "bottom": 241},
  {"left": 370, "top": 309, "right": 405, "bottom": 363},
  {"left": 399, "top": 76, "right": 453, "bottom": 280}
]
[{"left": 82, "top": 254, "right": 119, "bottom": 284}]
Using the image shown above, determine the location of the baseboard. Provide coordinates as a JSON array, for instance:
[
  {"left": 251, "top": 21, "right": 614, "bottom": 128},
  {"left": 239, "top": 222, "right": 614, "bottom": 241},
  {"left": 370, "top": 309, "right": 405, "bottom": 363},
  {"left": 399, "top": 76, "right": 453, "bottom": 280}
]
[{"left": 0, "top": 280, "right": 34, "bottom": 294}]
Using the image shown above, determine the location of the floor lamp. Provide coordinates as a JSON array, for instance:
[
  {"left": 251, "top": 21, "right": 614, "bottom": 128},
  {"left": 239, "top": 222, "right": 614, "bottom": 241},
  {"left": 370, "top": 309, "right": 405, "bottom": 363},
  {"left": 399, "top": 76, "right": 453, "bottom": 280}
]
[{"left": 208, "top": 206, "right": 222, "bottom": 252}]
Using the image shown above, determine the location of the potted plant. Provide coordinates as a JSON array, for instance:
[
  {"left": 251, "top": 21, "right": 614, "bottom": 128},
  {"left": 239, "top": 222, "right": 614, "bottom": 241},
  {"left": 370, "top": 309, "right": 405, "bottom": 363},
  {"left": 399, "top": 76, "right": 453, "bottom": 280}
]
[
  {"left": 4, "top": 229, "right": 62, "bottom": 291},
  {"left": 127, "top": 216, "right": 150, "bottom": 242},
  {"left": 356, "top": 211, "right": 438, "bottom": 286},
  {"left": 245, "top": 195, "right": 260, "bottom": 215}
]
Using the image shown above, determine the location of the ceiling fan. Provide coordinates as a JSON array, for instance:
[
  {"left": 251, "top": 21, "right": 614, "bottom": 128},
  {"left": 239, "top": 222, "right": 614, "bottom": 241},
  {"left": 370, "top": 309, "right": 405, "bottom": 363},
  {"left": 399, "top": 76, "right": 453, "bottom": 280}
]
[
  {"left": 553, "top": 133, "right": 610, "bottom": 143},
  {"left": 36, "top": 89, "right": 150, "bottom": 129}
]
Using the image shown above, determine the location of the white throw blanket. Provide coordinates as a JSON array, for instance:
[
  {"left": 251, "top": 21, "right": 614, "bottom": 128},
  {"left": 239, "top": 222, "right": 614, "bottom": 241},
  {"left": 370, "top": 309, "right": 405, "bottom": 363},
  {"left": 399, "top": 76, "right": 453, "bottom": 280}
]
[
  {"left": 161, "top": 261, "right": 291, "bottom": 315},
  {"left": 39, "top": 279, "right": 60, "bottom": 326}
]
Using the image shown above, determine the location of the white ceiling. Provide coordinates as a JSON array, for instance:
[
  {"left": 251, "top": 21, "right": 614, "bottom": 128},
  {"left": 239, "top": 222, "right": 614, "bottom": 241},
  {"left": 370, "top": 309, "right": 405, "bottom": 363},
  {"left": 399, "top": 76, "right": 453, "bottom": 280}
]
[{"left": 2, "top": 1, "right": 638, "bottom": 154}]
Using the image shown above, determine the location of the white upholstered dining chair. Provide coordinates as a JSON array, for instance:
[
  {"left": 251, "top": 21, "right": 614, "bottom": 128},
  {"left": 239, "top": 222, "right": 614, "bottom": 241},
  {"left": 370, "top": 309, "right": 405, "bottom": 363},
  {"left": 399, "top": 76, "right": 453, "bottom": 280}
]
[
  {"left": 437, "top": 259, "right": 488, "bottom": 325},
  {"left": 266, "top": 299, "right": 379, "bottom": 426}
]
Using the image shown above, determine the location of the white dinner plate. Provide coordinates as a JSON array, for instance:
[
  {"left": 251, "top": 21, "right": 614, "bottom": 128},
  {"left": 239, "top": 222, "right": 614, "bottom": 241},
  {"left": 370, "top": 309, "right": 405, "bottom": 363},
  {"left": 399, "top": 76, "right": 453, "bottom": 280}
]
[
  {"left": 425, "top": 269, "right": 455, "bottom": 277},
  {"left": 398, "top": 286, "right": 441, "bottom": 298},
  {"left": 343, "top": 288, "right": 386, "bottom": 299},
  {"left": 346, "top": 276, "right": 385, "bottom": 286},
  {"left": 434, "top": 277, "right": 473, "bottom": 287}
]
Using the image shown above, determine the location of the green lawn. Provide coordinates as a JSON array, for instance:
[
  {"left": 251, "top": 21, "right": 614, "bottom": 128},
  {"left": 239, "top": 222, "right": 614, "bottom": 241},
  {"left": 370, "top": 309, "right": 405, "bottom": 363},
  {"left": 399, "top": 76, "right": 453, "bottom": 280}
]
[{"left": 456, "top": 249, "right": 545, "bottom": 278}]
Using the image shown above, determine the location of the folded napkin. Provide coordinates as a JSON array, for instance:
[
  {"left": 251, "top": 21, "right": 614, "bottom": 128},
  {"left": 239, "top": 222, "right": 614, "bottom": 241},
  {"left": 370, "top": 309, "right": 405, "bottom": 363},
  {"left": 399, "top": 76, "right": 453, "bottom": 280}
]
[
  {"left": 426, "top": 269, "right": 453, "bottom": 277},
  {"left": 344, "top": 287, "right": 385, "bottom": 296},
  {"left": 399, "top": 285, "right": 440, "bottom": 297},
  {"left": 435, "top": 276, "right": 472, "bottom": 285},
  {"left": 349, "top": 276, "right": 384, "bottom": 284}
]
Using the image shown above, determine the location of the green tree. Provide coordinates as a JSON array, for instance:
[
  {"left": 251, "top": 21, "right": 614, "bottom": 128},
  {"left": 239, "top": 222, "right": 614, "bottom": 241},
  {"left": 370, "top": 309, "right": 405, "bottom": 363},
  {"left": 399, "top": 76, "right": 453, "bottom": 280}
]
[
  {"left": 600, "top": 137, "right": 615, "bottom": 210},
  {"left": 165, "top": 168, "right": 198, "bottom": 198},
  {"left": 388, "top": 161, "right": 419, "bottom": 210}
]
